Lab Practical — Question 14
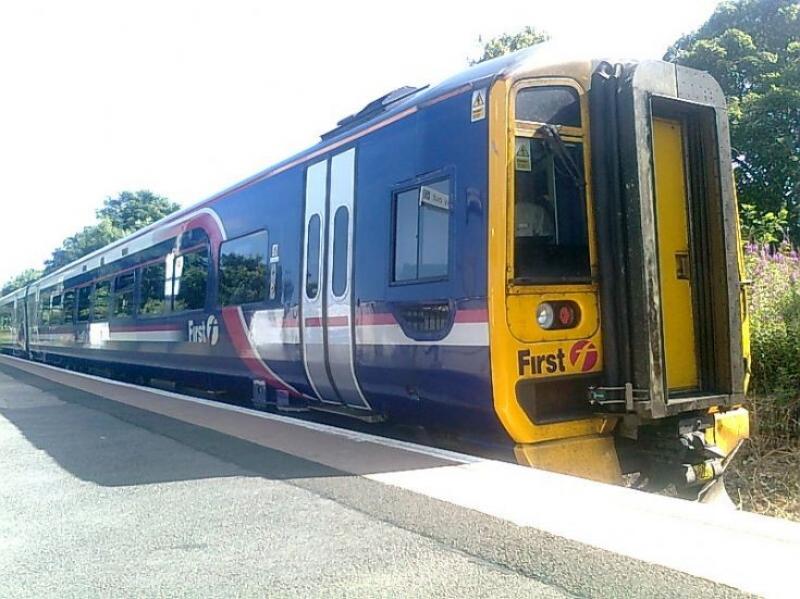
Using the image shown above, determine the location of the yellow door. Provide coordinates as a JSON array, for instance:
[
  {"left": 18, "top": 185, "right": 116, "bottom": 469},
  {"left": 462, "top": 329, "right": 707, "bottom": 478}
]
[{"left": 652, "top": 118, "right": 699, "bottom": 391}]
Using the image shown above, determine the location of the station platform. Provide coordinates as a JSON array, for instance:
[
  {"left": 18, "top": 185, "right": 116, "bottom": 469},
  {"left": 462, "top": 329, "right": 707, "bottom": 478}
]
[{"left": 1, "top": 354, "right": 798, "bottom": 598}]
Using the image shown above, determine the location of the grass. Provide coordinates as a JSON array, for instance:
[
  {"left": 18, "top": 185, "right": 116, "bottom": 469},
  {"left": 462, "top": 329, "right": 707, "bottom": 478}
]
[
  {"left": 724, "top": 245, "right": 800, "bottom": 520},
  {"left": 726, "top": 439, "right": 800, "bottom": 522}
]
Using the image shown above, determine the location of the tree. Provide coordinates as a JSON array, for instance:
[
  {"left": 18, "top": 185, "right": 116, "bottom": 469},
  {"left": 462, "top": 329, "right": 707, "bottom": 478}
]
[
  {"left": 471, "top": 26, "right": 550, "bottom": 65},
  {"left": 43, "top": 190, "right": 180, "bottom": 274},
  {"left": 665, "top": 0, "right": 800, "bottom": 243},
  {"left": 96, "top": 190, "right": 180, "bottom": 233},
  {"left": 44, "top": 219, "right": 126, "bottom": 274},
  {"left": 1, "top": 268, "right": 43, "bottom": 296}
]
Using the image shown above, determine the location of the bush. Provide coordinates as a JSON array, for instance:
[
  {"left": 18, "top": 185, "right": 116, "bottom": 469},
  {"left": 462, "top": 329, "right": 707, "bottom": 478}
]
[{"left": 744, "top": 243, "right": 800, "bottom": 446}]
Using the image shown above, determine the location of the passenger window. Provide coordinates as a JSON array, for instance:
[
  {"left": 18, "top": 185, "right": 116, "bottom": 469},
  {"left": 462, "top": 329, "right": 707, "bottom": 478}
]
[
  {"left": 62, "top": 290, "right": 76, "bottom": 324},
  {"left": 139, "top": 261, "right": 167, "bottom": 315},
  {"left": 0, "top": 304, "right": 11, "bottom": 342},
  {"left": 15, "top": 301, "right": 25, "bottom": 337},
  {"left": 93, "top": 280, "right": 111, "bottom": 321},
  {"left": 305, "top": 216, "right": 321, "bottom": 298},
  {"left": 38, "top": 291, "right": 51, "bottom": 326},
  {"left": 77, "top": 286, "right": 92, "bottom": 322},
  {"left": 332, "top": 207, "right": 349, "bottom": 297},
  {"left": 219, "top": 231, "right": 269, "bottom": 306},
  {"left": 513, "top": 138, "right": 590, "bottom": 283},
  {"left": 392, "top": 178, "right": 450, "bottom": 282},
  {"left": 515, "top": 86, "right": 581, "bottom": 127},
  {"left": 113, "top": 272, "right": 135, "bottom": 318},
  {"left": 50, "top": 293, "right": 63, "bottom": 324},
  {"left": 173, "top": 248, "right": 209, "bottom": 311}
]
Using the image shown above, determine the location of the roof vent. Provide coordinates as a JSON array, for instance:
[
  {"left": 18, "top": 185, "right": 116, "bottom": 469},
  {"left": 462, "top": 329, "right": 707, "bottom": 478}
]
[{"left": 321, "top": 85, "right": 425, "bottom": 140}]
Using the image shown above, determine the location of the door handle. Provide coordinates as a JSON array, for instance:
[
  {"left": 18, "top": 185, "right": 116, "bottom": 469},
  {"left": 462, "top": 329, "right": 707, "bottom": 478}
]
[{"left": 675, "top": 251, "right": 690, "bottom": 280}]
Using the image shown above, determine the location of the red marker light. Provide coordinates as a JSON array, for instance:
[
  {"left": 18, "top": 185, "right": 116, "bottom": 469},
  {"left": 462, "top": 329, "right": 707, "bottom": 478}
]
[{"left": 558, "top": 305, "right": 575, "bottom": 327}]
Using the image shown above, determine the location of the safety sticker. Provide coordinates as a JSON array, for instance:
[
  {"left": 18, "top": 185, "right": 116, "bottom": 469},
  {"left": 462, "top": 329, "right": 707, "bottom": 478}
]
[
  {"left": 471, "top": 88, "right": 486, "bottom": 122},
  {"left": 515, "top": 139, "right": 532, "bottom": 171}
]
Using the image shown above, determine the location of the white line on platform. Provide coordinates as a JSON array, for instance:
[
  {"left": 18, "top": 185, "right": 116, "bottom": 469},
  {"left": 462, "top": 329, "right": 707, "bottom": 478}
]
[{"left": 3, "top": 354, "right": 800, "bottom": 598}]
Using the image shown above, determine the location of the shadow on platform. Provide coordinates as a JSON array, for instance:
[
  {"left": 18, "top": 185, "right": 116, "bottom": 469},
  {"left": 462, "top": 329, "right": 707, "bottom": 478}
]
[{"left": 0, "top": 362, "right": 375, "bottom": 487}]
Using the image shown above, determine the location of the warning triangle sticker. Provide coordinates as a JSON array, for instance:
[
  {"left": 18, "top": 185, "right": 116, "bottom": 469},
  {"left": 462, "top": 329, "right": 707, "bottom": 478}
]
[
  {"left": 471, "top": 89, "right": 486, "bottom": 122},
  {"left": 515, "top": 139, "right": 532, "bottom": 171}
]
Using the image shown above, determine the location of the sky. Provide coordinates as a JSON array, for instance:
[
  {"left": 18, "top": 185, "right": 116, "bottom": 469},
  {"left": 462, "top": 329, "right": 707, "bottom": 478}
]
[{"left": 0, "top": 0, "right": 720, "bottom": 285}]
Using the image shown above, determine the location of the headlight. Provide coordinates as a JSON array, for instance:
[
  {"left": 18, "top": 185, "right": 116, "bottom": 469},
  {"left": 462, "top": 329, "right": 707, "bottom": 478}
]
[
  {"left": 536, "top": 302, "right": 555, "bottom": 329},
  {"left": 537, "top": 301, "right": 581, "bottom": 330}
]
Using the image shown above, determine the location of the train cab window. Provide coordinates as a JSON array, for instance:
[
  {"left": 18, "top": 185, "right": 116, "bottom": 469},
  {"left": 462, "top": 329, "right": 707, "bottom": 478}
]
[
  {"left": 139, "top": 261, "right": 168, "bottom": 316},
  {"left": 393, "top": 178, "right": 450, "bottom": 282},
  {"left": 173, "top": 248, "right": 208, "bottom": 311},
  {"left": 113, "top": 272, "right": 135, "bottom": 318},
  {"left": 93, "top": 280, "right": 111, "bottom": 321},
  {"left": 219, "top": 231, "right": 269, "bottom": 306},
  {"left": 62, "top": 290, "right": 76, "bottom": 325},
  {"left": 77, "top": 286, "right": 92, "bottom": 322},
  {"left": 513, "top": 137, "right": 590, "bottom": 283},
  {"left": 515, "top": 86, "right": 581, "bottom": 127}
]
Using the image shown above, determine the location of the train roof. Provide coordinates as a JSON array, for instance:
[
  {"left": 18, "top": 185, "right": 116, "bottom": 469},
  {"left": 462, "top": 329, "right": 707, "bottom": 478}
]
[{"left": 3, "top": 42, "right": 610, "bottom": 300}]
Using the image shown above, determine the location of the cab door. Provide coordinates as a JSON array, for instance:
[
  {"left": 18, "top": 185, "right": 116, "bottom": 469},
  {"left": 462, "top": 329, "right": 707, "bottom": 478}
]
[
  {"left": 301, "top": 148, "right": 370, "bottom": 410},
  {"left": 652, "top": 118, "right": 699, "bottom": 391}
]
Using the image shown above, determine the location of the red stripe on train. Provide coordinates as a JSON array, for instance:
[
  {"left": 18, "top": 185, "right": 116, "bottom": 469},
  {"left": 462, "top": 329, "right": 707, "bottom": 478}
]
[
  {"left": 221, "top": 306, "right": 299, "bottom": 396},
  {"left": 304, "top": 316, "right": 349, "bottom": 327}
]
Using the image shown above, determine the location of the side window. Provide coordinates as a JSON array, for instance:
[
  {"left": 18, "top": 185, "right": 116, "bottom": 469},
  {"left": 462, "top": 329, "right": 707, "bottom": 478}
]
[
  {"left": 113, "top": 272, "right": 135, "bottom": 318},
  {"left": 305, "top": 215, "right": 321, "bottom": 298},
  {"left": 219, "top": 231, "right": 269, "bottom": 306},
  {"left": 173, "top": 248, "right": 209, "bottom": 312},
  {"left": 38, "top": 291, "right": 51, "bottom": 326},
  {"left": 77, "top": 286, "right": 92, "bottom": 322},
  {"left": 62, "top": 290, "right": 76, "bottom": 325},
  {"left": 15, "top": 300, "right": 25, "bottom": 338},
  {"left": 93, "top": 280, "right": 111, "bottom": 321},
  {"left": 331, "top": 207, "right": 349, "bottom": 297},
  {"left": 392, "top": 178, "right": 451, "bottom": 282},
  {"left": 50, "top": 293, "right": 63, "bottom": 324},
  {"left": 139, "top": 261, "right": 167, "bottom": 316},
  {"left": 0, "top": 303, "right": 12, "bottom": 343}
]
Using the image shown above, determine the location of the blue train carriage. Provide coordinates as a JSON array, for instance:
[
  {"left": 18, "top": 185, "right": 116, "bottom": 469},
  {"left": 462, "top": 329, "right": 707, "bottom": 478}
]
[{"left": 0, "top": 46, "right": 750, "bottom": 497}]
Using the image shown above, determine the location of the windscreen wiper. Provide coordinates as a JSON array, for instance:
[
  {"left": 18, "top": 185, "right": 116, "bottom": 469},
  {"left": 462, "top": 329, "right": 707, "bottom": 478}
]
[{"left": 537, "top": 124, "right": 585, "bottom": 191}]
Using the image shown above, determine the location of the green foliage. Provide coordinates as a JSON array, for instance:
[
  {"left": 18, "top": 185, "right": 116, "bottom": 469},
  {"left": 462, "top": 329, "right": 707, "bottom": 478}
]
[
  {"left": 43, "top": 190, "right": 179, "bottom": 275},
  {"left": 666, "top": 0, "right": 800, "bottom": 243},
  {"left": 471, "top": 26, "right": 550, "bottom": 65},
  {"left": 1, "top": 268, "right": 42, "bottom": 296},
  {"left": 745, "top": 244, "right": 800, "bottom": 395},
  {"left": 740, "top": 203, "right": 790, "bottom": 244},
  {"left": 44, "top": 219, "right": 126, "bottom": 274},
  {"left": 96, "top": 190, "right": 180, "bottom": 233}
]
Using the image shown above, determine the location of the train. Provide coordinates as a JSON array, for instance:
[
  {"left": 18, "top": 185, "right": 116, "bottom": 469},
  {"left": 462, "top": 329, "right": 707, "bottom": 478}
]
[{"left": 0, "top": 45, "right": 751, "bottom": 499}]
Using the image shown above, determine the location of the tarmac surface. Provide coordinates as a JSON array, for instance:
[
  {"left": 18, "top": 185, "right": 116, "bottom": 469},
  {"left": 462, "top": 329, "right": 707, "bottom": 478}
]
[{"left": 0, "top": 359, "right": 759, "bottom": 598}]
